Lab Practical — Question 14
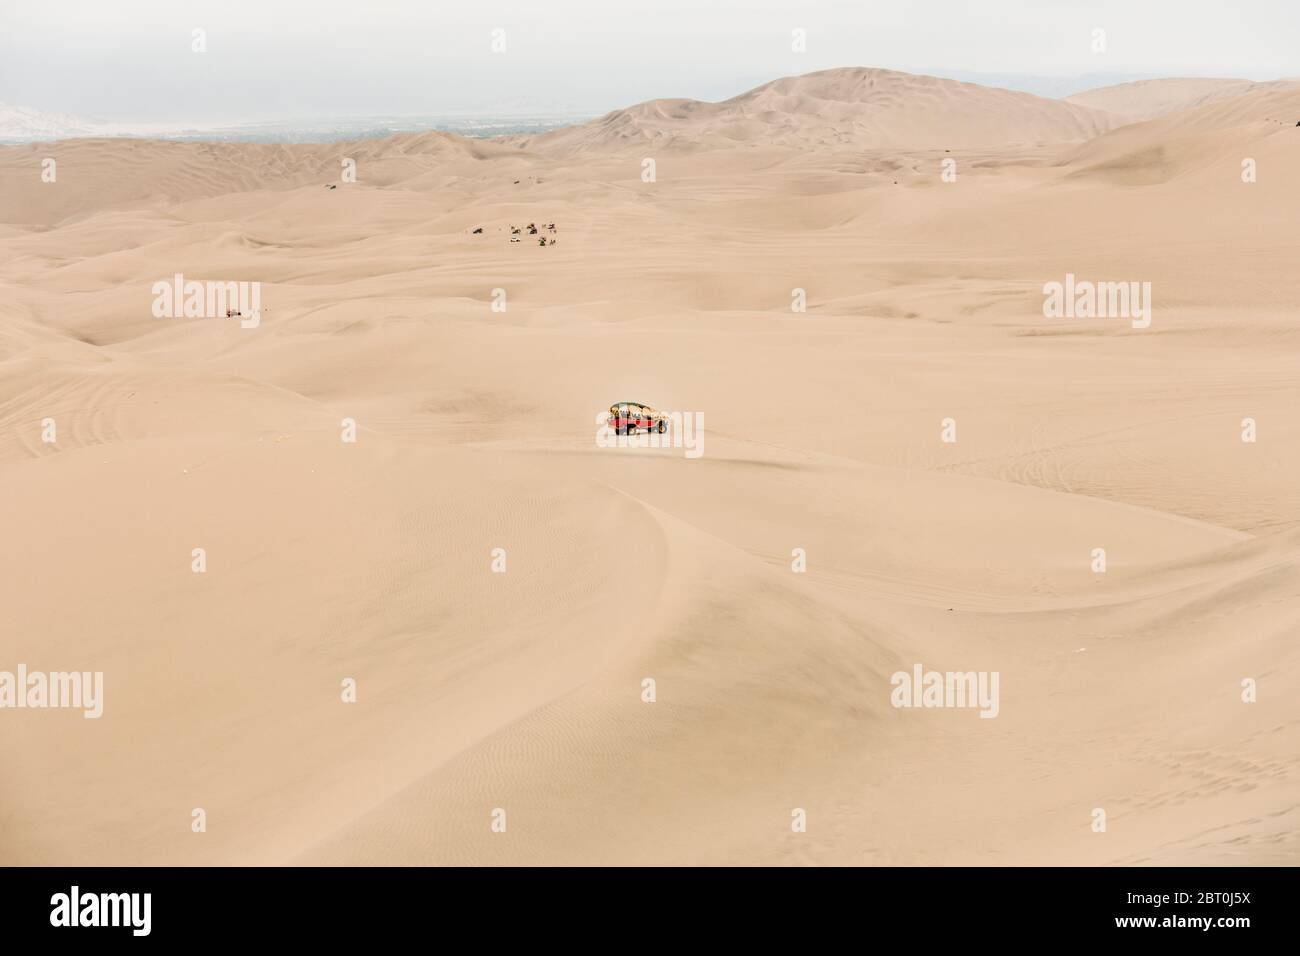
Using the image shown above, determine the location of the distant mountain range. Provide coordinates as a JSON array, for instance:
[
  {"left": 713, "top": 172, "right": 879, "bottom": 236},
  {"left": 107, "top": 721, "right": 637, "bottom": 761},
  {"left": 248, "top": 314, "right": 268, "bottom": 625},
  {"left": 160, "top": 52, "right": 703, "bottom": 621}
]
[{"left": 0, "top": 102, "right": 586, "bottom": 144}]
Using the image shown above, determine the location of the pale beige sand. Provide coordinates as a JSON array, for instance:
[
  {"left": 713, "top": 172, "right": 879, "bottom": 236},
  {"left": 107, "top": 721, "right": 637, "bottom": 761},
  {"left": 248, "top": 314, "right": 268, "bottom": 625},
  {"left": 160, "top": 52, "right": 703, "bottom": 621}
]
[
  {"left": 1065, "top": 77, "right": 1295, "bottom": 123},
  {"left": 1, "top": 69, "right": 1297, "bottom": 865}
]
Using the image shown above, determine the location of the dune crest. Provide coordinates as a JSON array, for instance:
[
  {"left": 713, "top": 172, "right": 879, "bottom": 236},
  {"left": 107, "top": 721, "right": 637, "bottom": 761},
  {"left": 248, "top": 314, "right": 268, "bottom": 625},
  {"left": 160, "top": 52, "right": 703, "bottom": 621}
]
[
  {"left": 514, "top": 67, "right": 1117, "bottom": 152},
  {"left": 1065, "top": 77, "right": 1299, "bottom": 122}
]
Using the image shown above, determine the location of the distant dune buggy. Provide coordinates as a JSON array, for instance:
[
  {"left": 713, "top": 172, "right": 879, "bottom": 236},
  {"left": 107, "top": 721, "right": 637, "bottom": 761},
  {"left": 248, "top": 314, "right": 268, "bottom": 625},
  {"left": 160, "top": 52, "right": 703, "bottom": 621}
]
[{"left": 609, "top": 401, "right": 669, "bottom": 435}]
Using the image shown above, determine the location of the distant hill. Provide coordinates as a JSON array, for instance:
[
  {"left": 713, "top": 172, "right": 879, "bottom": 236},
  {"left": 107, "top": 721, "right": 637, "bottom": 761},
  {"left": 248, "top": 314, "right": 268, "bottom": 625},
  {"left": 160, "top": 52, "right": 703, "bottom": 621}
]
[
  {"left": 1064, "top": 78, "right": 1294, "bottom": 122},
  {"left": 512, "top": 67, "right": 1116, "bottom": 153}
]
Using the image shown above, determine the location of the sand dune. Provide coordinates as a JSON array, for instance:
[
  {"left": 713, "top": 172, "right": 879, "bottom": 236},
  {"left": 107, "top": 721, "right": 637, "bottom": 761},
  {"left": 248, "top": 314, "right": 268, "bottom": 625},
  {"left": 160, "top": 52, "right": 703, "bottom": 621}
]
[
  {"left": 1, "top": 68, "right": 1296, "bottom": 865},
  {"left": 1065, "top": 77, "right": 1297, "bottom": 123},
  {"left": 1059, "top": 83, "right": 1300, "bottom": 185},
  {"left": 516, "top": 67, "right": 1116, "bottom": 153}
]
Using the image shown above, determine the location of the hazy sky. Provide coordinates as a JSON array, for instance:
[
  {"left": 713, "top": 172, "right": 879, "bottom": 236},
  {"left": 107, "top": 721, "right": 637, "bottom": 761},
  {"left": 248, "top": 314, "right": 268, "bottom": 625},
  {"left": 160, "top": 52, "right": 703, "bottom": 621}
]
[{"left": 2, "top": 0, "right": 1297, "bottom": 121}]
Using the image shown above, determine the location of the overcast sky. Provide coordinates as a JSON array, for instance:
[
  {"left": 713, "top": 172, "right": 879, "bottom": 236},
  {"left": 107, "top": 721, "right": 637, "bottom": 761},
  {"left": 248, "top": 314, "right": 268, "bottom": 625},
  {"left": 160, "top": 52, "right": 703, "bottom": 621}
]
[{"left": 2, "top": 0, "right": 1297, "bottom": 121}]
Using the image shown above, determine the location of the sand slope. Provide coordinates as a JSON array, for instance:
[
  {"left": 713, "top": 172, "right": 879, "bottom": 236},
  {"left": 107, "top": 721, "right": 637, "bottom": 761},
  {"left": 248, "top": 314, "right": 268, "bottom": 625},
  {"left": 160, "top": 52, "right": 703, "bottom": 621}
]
[
  {"left": 516, "top": 67, "right": 1116, "bottom": 153},
  {"left": 1065, "top": 77, "right": 1295, "bottom": 123},
  {"left": 1, "top": 68, "right": 1297, "bottom": 865},
  {"left": 1060, "top": 83, "right": 1300, "bottom": 185}
]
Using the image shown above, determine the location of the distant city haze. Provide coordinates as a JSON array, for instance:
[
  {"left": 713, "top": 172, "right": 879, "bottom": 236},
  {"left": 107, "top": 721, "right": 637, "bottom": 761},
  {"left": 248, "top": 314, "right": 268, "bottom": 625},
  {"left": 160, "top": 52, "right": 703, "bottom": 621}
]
[{"left": 2, "top": 0, "right": 1297, "bottom": 124}]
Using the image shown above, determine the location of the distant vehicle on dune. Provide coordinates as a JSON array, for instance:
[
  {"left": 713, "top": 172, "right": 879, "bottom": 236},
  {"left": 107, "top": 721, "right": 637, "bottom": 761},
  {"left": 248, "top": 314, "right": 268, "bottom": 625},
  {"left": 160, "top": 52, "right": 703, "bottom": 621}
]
[{"left": 608, "top": 401, "right": 668, "bottom": 435}]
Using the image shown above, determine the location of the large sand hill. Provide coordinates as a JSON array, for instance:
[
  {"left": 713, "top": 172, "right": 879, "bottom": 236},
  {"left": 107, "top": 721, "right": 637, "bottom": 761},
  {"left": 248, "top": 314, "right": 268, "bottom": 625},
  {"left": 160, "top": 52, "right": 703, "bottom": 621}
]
[{"left": 1, "top": 68, "right": 1297, "bottom": 865}]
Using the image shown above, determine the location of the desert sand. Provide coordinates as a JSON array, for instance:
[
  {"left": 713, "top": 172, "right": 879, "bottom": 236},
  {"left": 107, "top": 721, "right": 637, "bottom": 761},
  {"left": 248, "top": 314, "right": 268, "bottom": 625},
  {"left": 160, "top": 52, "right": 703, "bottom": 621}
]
[{"left": 1, "top": 68, "right": 1297, "bottom": 865}]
